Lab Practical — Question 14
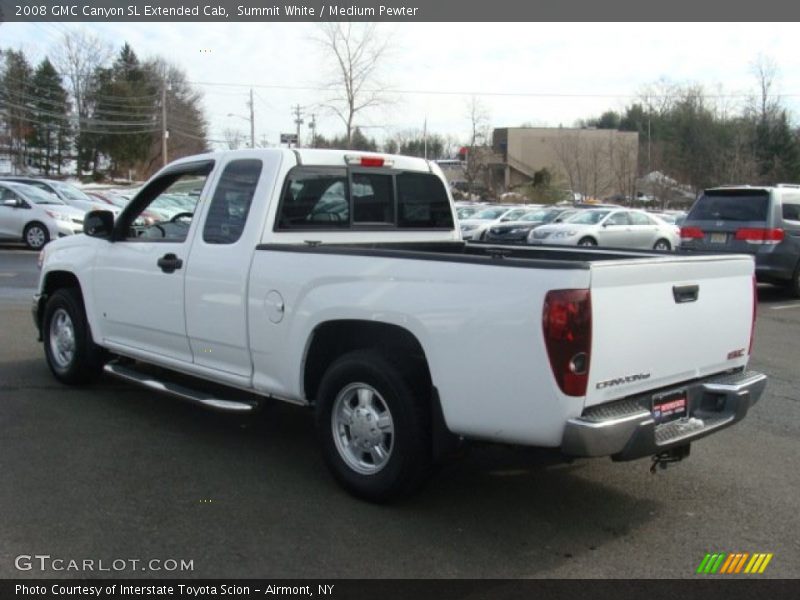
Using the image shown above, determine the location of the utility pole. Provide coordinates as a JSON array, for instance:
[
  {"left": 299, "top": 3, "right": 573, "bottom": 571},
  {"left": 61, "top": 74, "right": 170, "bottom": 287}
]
[
  {"left": 423, "top": 116, "right": 428, "bottom": 160},
  {"left": 292, "top": 104, "right": 304, "bottom": 148},
  {"left": 309, "top": 113, "right": 317, "bottom": 148},
  {"left": 249, "top": 88, "right": 255, "bottom": 149},
  {"left": 161, "top": 80, "right": 168, "bottom": 167}
]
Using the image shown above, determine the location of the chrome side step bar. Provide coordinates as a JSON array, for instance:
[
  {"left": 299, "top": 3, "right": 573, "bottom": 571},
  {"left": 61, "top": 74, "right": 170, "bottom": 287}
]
[{"left": 104, "top": 363, "right": 257, "bottom": 413}]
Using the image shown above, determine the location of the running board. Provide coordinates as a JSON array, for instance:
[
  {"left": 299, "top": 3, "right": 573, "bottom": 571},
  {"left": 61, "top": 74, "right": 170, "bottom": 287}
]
[{"left": 103, "top": 363, "right": 257, "bottom": 413}]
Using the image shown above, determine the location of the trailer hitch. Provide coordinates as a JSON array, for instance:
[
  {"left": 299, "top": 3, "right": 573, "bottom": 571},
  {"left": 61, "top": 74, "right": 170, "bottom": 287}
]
[{"left": 650, "top": 444, "right": 691, "bottom": 473}]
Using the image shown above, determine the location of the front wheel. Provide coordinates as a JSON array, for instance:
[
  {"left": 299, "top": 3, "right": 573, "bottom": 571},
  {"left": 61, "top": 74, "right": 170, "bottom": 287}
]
[
  {"left": 578, "top": 237, "right": 597, "bottom": 247},
  {"left": 653, "top": 238, "right": 672, "bottom": 251},
  {"left": 43, "top": 288, "right": 104, "bottom": 384},
  {"left": 315, "top": 350, "right": 432, "bottom": 502},
  {"left": 24, "top": 222, "right": 50, "bottom": 250}
]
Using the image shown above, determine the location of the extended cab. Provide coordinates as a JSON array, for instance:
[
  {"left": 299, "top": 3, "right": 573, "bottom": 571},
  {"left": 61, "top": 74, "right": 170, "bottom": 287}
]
[{"left": 33, "top": 149, "right": 767, "bottom": 501}]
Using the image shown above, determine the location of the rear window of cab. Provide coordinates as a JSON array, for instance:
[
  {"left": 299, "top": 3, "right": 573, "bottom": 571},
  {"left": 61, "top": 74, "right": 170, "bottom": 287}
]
[{"left": 276, "top": 167, "right": 454, "bottom": 230}]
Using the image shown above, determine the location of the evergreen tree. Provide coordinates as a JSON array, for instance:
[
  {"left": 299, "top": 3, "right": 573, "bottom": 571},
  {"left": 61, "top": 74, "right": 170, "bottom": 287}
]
[
  {"left": 29, "top": 58, "right": 71, "bottom": 175},
  {"left": 0, "top": 49, "right": 34, "bottom": 172}
]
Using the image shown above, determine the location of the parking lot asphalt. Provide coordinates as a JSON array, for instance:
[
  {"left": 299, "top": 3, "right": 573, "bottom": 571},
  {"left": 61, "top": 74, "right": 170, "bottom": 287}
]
[{"left": 0, "top": 246, "right": 798, "bottom": 578}]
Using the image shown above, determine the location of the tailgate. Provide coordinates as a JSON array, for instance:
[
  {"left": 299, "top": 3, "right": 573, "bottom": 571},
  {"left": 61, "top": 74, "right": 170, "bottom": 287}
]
[{"left": 585, "top": 255, "right": 755, "bottom": 408}]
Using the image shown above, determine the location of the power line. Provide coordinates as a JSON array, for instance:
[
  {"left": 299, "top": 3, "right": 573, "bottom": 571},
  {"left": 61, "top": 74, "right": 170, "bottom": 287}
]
[
  {"left": 186, "top": 78, "right": 800, "bottom": 100},
  {"left": 0, "top": 98, "right": 157, "bottom": 127},
  {"left": 0, "top": 110, "right": 160, "bottom": 135}
]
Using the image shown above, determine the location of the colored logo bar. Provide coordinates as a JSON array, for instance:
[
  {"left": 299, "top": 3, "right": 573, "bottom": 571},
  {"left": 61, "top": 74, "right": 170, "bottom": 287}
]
[{"left": 696, "top": 552, "right": 773, "bottom": 574}]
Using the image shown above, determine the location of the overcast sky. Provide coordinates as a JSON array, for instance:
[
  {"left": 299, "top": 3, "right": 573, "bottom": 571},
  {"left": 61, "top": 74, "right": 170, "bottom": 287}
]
[{"left": 3, "top": 22, "right": 800, "bottom": 151}]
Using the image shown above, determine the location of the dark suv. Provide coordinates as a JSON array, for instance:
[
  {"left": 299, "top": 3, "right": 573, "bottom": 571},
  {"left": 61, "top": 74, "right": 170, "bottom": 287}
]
[{"left": 680, "top": 185, "right": 800, "bottom": 296}]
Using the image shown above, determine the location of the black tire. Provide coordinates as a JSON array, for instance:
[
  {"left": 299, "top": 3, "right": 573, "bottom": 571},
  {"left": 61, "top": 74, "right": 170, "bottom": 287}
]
[
  {"left": 315, "top": 350, "right": 432, "bottom": 502},
  {"left": 23, "top": 222, "right": 50, "bottom": 250},
  {"left": 653, "top": 238, "right": 672, "bottom": 251},
  {"left": 42, "top": 288, "right": 104, "bottom": 385},
  {"left": 577, "top": 237, "right": 597, "bottom": 247},
  {"left": 789, "top": 261, "right": 800, "bottom": 299}
]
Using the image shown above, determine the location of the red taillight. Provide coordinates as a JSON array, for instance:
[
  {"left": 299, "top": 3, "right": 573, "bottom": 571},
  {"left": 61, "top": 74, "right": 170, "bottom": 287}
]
[
  {"left": 749, "top": 275, "right": 757, "bottom": 355},
  {"left": 734, "top": 228, "right": 784, "bottom": 244},
  {"left": 344, "top": 154, "right": 393, "bottom": 168},
  {"left": 543, "top": 289, "right": 592, "bottom": 397},
  {"left": 680, "top": 226, "right": 705, "bottom": 240}
]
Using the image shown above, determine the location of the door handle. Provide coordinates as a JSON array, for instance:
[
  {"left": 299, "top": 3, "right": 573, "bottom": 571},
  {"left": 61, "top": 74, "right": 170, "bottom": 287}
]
[
  {"left": 157, "top": 253, "right": 183, "bottom": 274},
  {"left": 673, "top": 284, "right": 699, "bottom": 303}
]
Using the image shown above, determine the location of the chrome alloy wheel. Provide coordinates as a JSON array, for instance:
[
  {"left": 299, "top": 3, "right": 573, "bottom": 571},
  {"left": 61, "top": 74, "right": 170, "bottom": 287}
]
[
  {"left": 49, "top": 308, "right": 76, "bottom": 369},
  {"left": 26, "top": 225, "right": 46, "bottom": 249},
  {"left": 331, "top": 383, "right": 394, "bottom": 475}
]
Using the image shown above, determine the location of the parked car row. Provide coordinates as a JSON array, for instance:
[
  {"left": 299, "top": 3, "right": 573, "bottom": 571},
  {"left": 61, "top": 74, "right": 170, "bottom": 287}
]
[
  {"left": 456, "top": 201, "right": 683, "bottom": 251},
  {"left": 0, "top": 175, "right": 196, "bottom": 249}
]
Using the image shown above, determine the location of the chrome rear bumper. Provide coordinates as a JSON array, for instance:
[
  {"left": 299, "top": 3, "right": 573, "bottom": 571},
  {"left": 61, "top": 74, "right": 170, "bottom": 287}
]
[{"left": 561, "top": 370, "right": 767, "bottom": 460}]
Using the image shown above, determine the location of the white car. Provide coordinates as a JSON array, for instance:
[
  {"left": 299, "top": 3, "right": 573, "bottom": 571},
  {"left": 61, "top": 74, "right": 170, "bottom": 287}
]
[
  {"left": 0, "top": 182, "right": 85, "bottom": 249},
  {"left": 0, "top": 177, "right": 121, "bottom": 218},
  {"left": 529, "top": 208, "right": 680, "bottom": 251},
  {"left": 459, "top": 206, "right": 534, "bottom": 240}
]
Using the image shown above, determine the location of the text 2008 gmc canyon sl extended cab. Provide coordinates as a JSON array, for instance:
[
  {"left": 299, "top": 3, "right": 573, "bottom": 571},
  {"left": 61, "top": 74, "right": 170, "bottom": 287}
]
[{"left": 33, "top": 149, "right": 766, "bottom": 501}]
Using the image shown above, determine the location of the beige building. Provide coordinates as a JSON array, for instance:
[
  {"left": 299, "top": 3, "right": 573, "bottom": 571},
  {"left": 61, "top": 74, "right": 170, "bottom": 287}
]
[{"left": 488, "top": 127, "right": 639, "bottom": 200}]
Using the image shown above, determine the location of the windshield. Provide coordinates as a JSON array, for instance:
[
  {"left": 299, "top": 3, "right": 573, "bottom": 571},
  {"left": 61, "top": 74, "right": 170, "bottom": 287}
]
[
  {"left": 473, "top": 207, "right": 507, "bottom": 220},
  {"left": 456, "top": 206, "right": 479, "bottom": 219},
  {"left": 565, "top": 210, "right": 610, "bottom": 225},
  {"left": 52, "top": 182, "right": 93, "bottom": 203},
  {"left": 688, "top": 191, "right": 769, "bottom": 222},
  {"left": 11, "top": 185, "right": 66, "bottom": 205},
  {"left": 519, "top": 209, "right": 558, "bottom": 223}
]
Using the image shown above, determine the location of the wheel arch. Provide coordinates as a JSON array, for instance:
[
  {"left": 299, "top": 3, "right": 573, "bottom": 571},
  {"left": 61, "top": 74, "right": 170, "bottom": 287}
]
[
  {"left": 302, "top": 319, "right": 459, "bottom": 459},
  {"left": 35, "top": 270, "right": 84, "bottom": 334},
  {"left": 303, "top": 319, "right": 432, "bottom": 404}
]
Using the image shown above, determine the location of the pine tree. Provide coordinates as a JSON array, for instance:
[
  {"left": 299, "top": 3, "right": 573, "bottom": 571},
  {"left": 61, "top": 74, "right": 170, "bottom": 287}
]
[
  {"left": 29, "top": 58, "right": 71, "bottom": 175},
  {"left": 1, "top": 49, "right": 35, "bottom": 172}
]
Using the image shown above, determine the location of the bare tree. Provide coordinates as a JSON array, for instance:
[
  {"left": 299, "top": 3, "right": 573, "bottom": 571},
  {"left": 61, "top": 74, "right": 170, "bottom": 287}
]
[
  {"left": 550, "top": 130, "right": 622, "bottom": 200},
  {"left": 52, "top": 29, "right": 112, "bottom": 173},
  {"left": 607, "top": 132, "right": 638, "bottom": 201},
  {"left": 223, "top": 128, "right": 245, "bottom": 150},
  {"left": 314, "top": 23, "right": 393, "bottom": 148},
  {"left": 463, "top": 96, "right": 491, "bottom": 195},
  {"left": 750, "top": 54, "right": 779, "bottom": 120}
]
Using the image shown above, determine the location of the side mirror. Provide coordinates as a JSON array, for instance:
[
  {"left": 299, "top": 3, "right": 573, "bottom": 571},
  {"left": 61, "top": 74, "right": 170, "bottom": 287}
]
[
  {"left": 84, "top": 210, "right": 114, "bottom": 238},
  {"left": 2, "top": 199, "right": 19, "bottom": 207}
]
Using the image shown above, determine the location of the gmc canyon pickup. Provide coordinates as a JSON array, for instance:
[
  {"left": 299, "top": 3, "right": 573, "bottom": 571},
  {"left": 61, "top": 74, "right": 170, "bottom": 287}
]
[{"left": 33, "top": 148, "right": 767, "bottom": 501}]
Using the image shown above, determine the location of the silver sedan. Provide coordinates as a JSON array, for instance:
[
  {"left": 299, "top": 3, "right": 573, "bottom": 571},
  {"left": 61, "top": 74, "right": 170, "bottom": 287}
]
[{"left": 528, "top": 208, "right": 681, "bottom": 251}]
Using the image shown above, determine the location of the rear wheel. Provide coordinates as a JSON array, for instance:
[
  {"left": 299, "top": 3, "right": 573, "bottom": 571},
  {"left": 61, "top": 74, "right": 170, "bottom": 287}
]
[
  {"left": 653, "top": 238, "right": 671, "bottom": 251},
  {"left": 43, "top": 288, "right": 104, "bottom": 384},
  {"left": 578, "top": 237, "right": 597, "bottom": 247},
  {"left": 789, "top": 262, "right": 800, "bottom": 299},
  {"left": 315, "top": 350, "right": 432, "bottom": 502},
  {"left": 24, "top": 222, "right": 49, "bottom": 250}
]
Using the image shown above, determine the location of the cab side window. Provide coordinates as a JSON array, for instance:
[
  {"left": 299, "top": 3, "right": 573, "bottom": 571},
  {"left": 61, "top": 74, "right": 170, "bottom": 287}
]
[
  {"left": 122, "top": 165, "right": 211, "bottom": 242},
  {"left": 203, "top": 159, "right": 262, "bottom": 244}
]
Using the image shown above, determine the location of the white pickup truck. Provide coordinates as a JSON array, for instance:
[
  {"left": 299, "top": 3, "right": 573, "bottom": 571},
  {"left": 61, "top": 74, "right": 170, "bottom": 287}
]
[{"left": 33, "top": 149, "right": 767, "bottom": 501}]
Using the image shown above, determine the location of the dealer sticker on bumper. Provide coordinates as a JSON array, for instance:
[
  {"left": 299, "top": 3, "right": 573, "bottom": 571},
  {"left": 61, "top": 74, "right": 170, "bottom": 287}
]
[{"left": 652, "top": 389, "right": 688, "bottom": 424}]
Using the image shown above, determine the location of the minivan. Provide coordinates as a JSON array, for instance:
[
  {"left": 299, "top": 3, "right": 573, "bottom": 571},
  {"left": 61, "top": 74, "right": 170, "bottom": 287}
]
[{"left": 680, "top": 185, "right": 800, "bottom": 297}]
